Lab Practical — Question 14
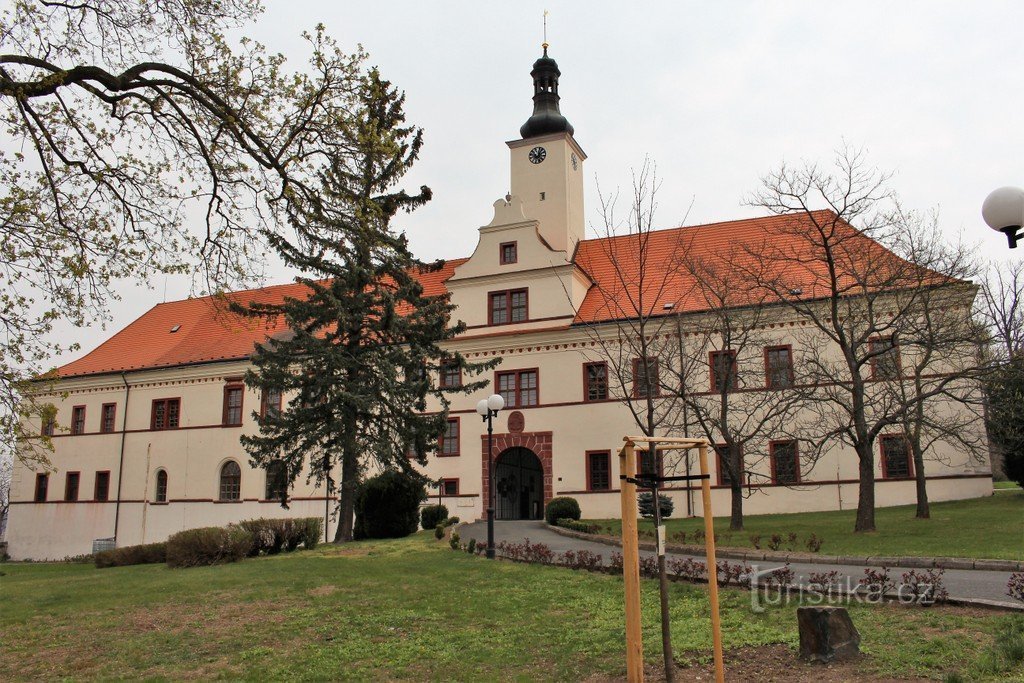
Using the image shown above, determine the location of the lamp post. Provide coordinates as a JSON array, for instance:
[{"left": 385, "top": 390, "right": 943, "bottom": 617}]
[
  {"left": 982, "top": 186, "right": 1024, "bottom": 249},
  {"left": 476, "top": 393, "right": 505, "bottom": 559}
]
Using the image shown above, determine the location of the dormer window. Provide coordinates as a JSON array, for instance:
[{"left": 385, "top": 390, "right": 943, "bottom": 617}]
[{"left": 500, "top": 241, "right": 517, "bottom": 265}]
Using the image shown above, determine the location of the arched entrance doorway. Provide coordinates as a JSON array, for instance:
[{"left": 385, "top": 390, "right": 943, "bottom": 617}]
[{"left": 493, "top": 447, "right": 544, "bottom": 520}]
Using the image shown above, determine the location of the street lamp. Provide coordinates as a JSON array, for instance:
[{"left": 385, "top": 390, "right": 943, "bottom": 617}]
[
  {"left": 476, "top": 393, "right": 505, "bottom": 559},
  {"left": 982, "top": 186, "right": 1024, "bottom": 249}
]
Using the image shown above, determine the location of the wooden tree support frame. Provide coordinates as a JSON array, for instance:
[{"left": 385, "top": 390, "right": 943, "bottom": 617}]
[{"left": 618, "top": 436, "right": 725, "bottom": 683}]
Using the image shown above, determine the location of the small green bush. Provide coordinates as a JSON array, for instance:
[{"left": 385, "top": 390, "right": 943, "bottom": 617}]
[
  {"left": 638, "top": 492, "right": 674, "bottom": 519},
  {"left": 299, "top": 518, "right": 322, "bottom": 550},
  {"left": 238, "top": 517, "right": 321, "bottom": 555},
  {"left": 444, "top": 516, "right": 460, "bottom": 527},
  {"left": 434, "top": 523, "right": 445, "bottom": 540},
  {"left": 166, "top": 525, "right": 253, "bottom": 568},
  {"left": 421, "top": 504, "right": 449, "bottom": 530},
  {"left": 95, "top": 542, "right": 167, "bottom": 568},
  {"left": 467, "top": 538, "right": 476, "bottom": 554},
  {"left": 545, "top": 497, "right": 581, "bottom": 525},
  {"left": 556, "top": 518, "right": 599, "bottom": 534},
  {"left": 354, "top": 471, "right": 426, "bottom": 539},
  {"left": 449, "top": 531, "right": 460, "bottom": 550}
]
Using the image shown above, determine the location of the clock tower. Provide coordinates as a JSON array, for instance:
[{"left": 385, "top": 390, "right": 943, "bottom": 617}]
[{"left": 508, "top": 44, "right": 586, "bottom": 255}]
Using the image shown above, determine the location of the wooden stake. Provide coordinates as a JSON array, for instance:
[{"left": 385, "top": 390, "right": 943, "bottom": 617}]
[
  {"left": 619, "top": 442, "right": 644, "bottom": 682},
  {"left": 698, "top": 443, "right": 725, "bottom": 683}
]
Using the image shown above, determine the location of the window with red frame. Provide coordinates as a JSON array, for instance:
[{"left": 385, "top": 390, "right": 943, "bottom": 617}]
[
  {"left": 223, "top": 385, "right": 244, "bottom": 426},
  {"left": 496, "top": 369, "right": 538, "bottom": 408},
  {"left": 71, "top": 406, "right": 86, "bottom": 435},
  {"left": 489, "top": 289, "right": 528, "bottom": 325},
  {"left": 440, "top": 361, "right": 462, "bottom": 388},
  {"left": 500, "top": 241, "right": 517, "bottom": 265},
  {"left": 440, "top": 418, "right": 460, "bottom": 456},
  {"left": 34, "top": 473, "right": 48, "bottom": 502},
  {"left": 632, "top": 357, "right": 660, "bottom": 398},
  {"left": 869, "top": 336, "right": 901, "bottom": 379},
  {"left": 765, "top": 346, "right": 794, "bottom": 389},
  {"left": 715, "top": 444, "right": 743, "bottom": 486},
  {"left": 710, "top": 351, "right": 738, "bottom": 392},
  {"left": 587, "top": 451, "right": 611, "bottom": 491},
  {"left": 881, "top": 435, "right": 912, "bottom": 478},
  {"left": 64, "top": 471, "right": 80, "bottom": 501},
  {"left": 151, "top": 398, "right": 180, "bottom": 430},
  {"left": 155, "top": 470, "right": 168, "bottom": 502},
  {"left": 261, "top": 387, "right": 282, "bottom": 419},
  {"left": 770, "top": 441, "right": 799, "bottom": 484},
  {"left": 94, "top": 471, "right": 110, "bottom": 501},
  {"left": 584, "top": 362, "right": 608, "bottom": 401},
  {"left": 219, "top": 461, "right": 241, "bottom": 501},
  {"left": 440, "top": 478, "right": 459, "bottom": 496},
  {"left": 101, "top": 403, "right": 117, "bottom": 433},
  {"left": 41, "top": 413, "right": 55, "bottom": 436}
]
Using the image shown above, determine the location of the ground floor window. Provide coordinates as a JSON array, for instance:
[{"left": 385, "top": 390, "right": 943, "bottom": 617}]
[
  {"left": 770, "top": 441, "right": 799, "bottom": 485},
  {"left": 34, "top": 473, "right": 48, "bottom": 502},
  {"left": 155, "top": 469, "right": 168, "bottom": 502},
  {"left": 219, "top": 461, "right": 241, "bottom": 501},
  {"left": 440, "top": 478, "right": 459, "bottom": 496},
  {"left": 94, "top": 471, "right": 110, "bottom": 501},
  {"left": 587, "top": 451, "right": 611, "bottom": 491},
  {"left": 265, "top": 460, "right": 288, "bottom": 501},
  {"left": 64, "top": 472, "right": 80, "bottom": 502},
  {"left": 881, "top": 435, "right": 912, "bottom": 479}
]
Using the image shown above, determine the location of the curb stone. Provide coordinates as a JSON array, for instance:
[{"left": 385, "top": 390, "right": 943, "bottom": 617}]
[{"left": 543, "top": 524, "right": 1022, "bottom": 573}]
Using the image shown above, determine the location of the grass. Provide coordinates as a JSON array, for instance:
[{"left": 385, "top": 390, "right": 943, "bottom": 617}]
[
  {"left": 996, "top": 481, "right": 1023, "bottom": 490},
  {"left": 586, "top": 493, "right": 1024, "bottom": 560},
  {"left": 1, "top": 533, "right": 1022, "bottom": 681}
]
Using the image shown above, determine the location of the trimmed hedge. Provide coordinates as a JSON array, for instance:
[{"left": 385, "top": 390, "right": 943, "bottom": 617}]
[
  {"left": 421, "top": 504, "right": 449, "bottom": 530},
  {"left": 95, "top": 542, "right": 167, "bottom": 568},
  {"left": 238, "top": 517, "right": 322, "bottom": 556},
  {"left": 166, "top": 525, "right": 253, "bottom": 568},
  {"left": 354, "top": 471, "right": 426, "bottom": 539},
  {"left": 544, "top": 497, "right": 581, "bottom": 525},
  {"left": 556, "top": 518, "right": 599, "bottom": 534}
]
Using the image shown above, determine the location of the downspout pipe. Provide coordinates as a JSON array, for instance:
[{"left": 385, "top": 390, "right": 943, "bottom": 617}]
[{"left": 112, "top": 372, "right": 131, "bottom": 546}]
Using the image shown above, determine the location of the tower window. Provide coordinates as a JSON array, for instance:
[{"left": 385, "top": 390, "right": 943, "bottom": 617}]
[
  {"left": 34, "top": 473, "right": 49, "bottom": 502},
  {"left": 539, "top": 192, "right": 546, "bottom": 201}
]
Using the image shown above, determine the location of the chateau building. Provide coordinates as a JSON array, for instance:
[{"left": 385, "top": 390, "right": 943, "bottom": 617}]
[{"left": 7, "top": 48, "right": 992, "bottom": 559}]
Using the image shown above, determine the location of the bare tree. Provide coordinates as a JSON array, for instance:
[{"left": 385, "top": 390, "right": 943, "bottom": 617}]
[
  {"left": 0, "top": 453, "right": 10, "bottom": 539},
  {"left": 882, "top": 212, "right": 988, "bottom": 518},
  {"left": 670, "top": 245, "right": 809, "bottom": 530},
  {"left": 1, "top": 2, "right": 367, "bottom": 464},
  {"left": 746, "top": 146, "right": 983, "bottom": 532},
  {"left": 978, "top": 260, "right": 1024, "bottom": 361}
]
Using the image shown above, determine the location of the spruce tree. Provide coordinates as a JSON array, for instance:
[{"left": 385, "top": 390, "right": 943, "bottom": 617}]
[{"left": 235, "top": 69, "right": 494, "bottom": 541}]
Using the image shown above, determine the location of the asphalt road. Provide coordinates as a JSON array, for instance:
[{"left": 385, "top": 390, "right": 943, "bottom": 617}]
[{"left": 458, "top": 519, "right": 1020, "bottom": 607}]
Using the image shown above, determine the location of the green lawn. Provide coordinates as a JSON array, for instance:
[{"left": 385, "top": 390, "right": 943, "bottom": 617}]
[
  {"left": 1, "top": 534, "right": 1021, "bottom": 681},
  {"left": 996, "top": 481, "right": 1023, "bottom": 490},
  {"left": 586, "top": 493, "right": 1024, "bottom": 560}
]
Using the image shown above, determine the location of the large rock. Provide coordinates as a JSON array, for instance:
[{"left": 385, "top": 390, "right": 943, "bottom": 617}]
[{"left": 797, "top": 606, "right": 861, "bottom": 663}]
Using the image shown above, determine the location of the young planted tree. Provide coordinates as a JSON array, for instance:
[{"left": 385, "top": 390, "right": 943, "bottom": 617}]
[
  {"left": 235, "top": 70, "right": 492, "bottom": 542},
  {"left": 1, "top": 1, "right": 366, "bottom": 463},
  {"left": 746, "top": 147, "right": 982, "bottom": 532},
  {"left": 671, "top": 246, "right": 809, "bottom": 530}
]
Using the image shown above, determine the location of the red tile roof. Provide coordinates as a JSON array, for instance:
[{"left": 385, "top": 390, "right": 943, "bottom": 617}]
[{"left": 57, "top": 211, "right": 918, "bottom": 378}]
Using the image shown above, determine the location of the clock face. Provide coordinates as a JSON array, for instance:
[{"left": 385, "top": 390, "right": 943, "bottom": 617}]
[{"left": 528, "top": 146, "right": 547, "bottom": 164}]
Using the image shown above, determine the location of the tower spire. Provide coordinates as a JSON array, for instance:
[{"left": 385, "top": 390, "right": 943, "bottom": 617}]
[{"left": 519, "top": 32, "right": 574, "bottom": 139}]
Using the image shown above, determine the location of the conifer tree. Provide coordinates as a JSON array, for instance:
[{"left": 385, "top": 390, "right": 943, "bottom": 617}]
[{"left": 235, "top": 69, "right": 493, "bottom": 541}]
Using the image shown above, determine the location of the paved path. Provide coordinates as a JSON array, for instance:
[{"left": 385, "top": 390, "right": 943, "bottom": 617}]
[{"left": 458, "top": 520, "right": 1020, "bottom": 607}]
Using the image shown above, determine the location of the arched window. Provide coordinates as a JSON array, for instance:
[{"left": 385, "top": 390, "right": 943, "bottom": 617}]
[
  {"left": 219, "top": 461, "right": 241, "bottom": 501},
  {"left": 265, "top": 460, "right": 288, "bottom": 502},
  {"left": 155, "top": 469, "right": 168, "bottom": 502}
]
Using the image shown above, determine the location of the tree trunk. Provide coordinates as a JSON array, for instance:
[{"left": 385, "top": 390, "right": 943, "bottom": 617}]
[
  {"left": 912, "top": 442, "right": 929, "bottom": 519},
  {"left": 854, "top": 444, "right": 876, "bottom": 532},
  {"left": 729, "top": 480, "right": 743, "bottom": 531},
  {"left": 333, "top": 448, "right": 360, "bottom": 542}
]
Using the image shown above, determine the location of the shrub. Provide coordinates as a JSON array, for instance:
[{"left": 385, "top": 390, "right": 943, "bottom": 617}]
[
  {"left": 556, "top": 518, "right": 599, "bottom": 534},
  {"left": 558, "top": 549, "right": 603, "bottom": 571},
  {"left": 671, "top": 530, "right": 688, "bottom": 545},
  {"left": 544, "top": 497, "right": 580, "bottom": 525},
  {"left": 762, "top": 564, "right": 794, "bottom": 587},
  {"left": 749, "top": 534, "right": 762, "bottom": 550},
  {"left": 353, "top": 471, "right": 426, "bottom": 540},
  {"left": 449, "top": 531, "right": 460, "bottom": 550},
  {"left": 858, "top": 567, "right": 895, "bottom": 600},
  {"left": 786, "top": 532, "right": 798, "bottom": 551},
  {"left": 239, "top": 519, "right": 283, "bottom": 556},
  {"left": 467, "top": 538, "right": 476, "bottom": 554},
  {"left": 166, "top": 525, "right": 253, "bottom": 568},
  {"left": 421, "top": 504, "right": 449, "bottom": 530},
  {"left": 494, "top": 538, "right": 555, "bottom": 564},
  {"left": 808, "top": 570, "right": 842, "bottom": 592},
  {"left": 766, "top": 533, "right": 783, "bottom": 551},
  {"left": 667, "top": 556, "right": 707, "bottom": 581},
  {"left": 95, "top": 542, "right": 167, "bottom": 568},
  {"left": 444, "top": 516, "right": 460, "bottom": 527},
  {"left": 299, "top": 518, "right": 322, "bottom": 550},
  {"left": 637, "top": 492, "right": 673, "bottom": 519},
  {"left": 805, "top": 533, "right": 824, "bottom": 553},
  {"left": 900, "top": 568, "right": 949, "bottom": 605},
  {"left": 434, "top": 523, "right": 445, "bottom": 540}
]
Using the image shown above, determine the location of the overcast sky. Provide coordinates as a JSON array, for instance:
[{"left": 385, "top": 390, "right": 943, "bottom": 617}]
[{"left": 52, "top": 1, "right": 1022, "bottom": 367}]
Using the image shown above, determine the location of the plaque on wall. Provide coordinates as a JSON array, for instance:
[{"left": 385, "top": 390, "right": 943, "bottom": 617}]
[{"left": 507, "top": 410, "right": 525, "bottom": 434}]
